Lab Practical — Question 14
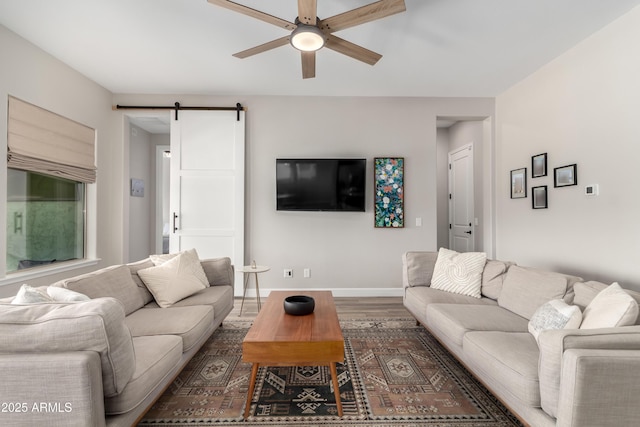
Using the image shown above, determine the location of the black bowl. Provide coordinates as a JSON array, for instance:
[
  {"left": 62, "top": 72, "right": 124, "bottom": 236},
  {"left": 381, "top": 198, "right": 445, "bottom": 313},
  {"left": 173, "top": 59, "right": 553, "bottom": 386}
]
[{"left": 283, "top": 295, "right": 315, "bottom": 316}]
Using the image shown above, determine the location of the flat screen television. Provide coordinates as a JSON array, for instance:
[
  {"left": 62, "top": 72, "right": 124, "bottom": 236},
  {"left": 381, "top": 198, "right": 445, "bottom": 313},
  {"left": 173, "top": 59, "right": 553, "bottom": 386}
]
[{"left": 276, "top": 158, "right": 366, "bottom": 212}]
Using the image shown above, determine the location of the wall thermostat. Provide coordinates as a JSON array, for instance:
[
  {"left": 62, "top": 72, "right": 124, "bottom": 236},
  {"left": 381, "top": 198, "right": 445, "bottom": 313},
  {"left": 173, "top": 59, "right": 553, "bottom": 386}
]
[{"left": 585, "top": 184, "right": 599, "bottom": 196}]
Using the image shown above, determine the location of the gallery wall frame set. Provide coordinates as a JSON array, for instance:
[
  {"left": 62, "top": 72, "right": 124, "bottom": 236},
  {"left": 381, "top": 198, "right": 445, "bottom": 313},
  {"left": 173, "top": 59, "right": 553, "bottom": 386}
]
[
  {"left": 511, "top": 153, "right": 578, "bottom": 209},
  {"left": 374, "top": 157, "right": 404, "bottom": 228}
]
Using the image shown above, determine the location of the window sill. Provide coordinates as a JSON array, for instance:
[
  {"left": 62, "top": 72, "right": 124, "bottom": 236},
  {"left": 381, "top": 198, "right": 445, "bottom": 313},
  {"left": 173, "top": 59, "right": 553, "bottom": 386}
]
[{"left": 0, "top": 259, "right": 100, "bottom": 286}]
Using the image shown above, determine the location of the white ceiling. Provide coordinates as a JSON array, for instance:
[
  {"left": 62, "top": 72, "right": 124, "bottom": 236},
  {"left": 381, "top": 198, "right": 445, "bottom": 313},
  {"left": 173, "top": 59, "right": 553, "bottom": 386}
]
[{"left": 1, "top": 0, "right": 638, "bottom": 98}]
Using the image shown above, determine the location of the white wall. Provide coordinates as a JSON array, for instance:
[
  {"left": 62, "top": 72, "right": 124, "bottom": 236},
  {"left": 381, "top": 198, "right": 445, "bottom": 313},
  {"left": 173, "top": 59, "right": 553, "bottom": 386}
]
[
  {"left": 115, "top": 94, "right": 495, "bottom": 295},
  {"left": 496, "top": 5, "right": 640, "bottom": 289},
  {"left": 0, "top": 25, "right": 122, "bottom": 297}
]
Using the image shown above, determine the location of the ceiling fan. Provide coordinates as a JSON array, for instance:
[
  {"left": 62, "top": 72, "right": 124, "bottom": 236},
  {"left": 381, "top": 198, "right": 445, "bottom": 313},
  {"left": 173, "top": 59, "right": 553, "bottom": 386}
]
[{"left": 207, "top": 0, "right": 406, "bottom": 79}]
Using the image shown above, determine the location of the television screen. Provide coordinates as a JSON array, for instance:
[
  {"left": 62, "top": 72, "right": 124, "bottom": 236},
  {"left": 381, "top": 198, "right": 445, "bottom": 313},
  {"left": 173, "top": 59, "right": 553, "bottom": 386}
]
[{"left": 276, "top": 158, "right": 366, "bottom": 211}]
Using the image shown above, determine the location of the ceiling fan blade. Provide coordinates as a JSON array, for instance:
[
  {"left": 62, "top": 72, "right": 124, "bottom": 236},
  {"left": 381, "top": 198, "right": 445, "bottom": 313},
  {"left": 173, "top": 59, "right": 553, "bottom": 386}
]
[
  {"left": 324, "top": 35, "right": 382, "bottom": 66},
  {"left": 208, "top": 0, "right": 296, "bottom": 31},
  {"left": 297, "top": 0, "right": 317, "bottom": 25},
  {"left": 301, "top": 51, "right": 316, "bottom": 79},
  {"left": 232, "top": 36, "right": 291, "bottom": 59},
  {"left": 320, "top": 0, "right": 406, "bottom": 33}
]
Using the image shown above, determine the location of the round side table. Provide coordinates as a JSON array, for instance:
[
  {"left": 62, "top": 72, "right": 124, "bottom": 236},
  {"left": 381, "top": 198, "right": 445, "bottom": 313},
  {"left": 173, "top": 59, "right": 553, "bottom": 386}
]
[{"left": 237, "top": 265, "right": 270, "bottom": 316}]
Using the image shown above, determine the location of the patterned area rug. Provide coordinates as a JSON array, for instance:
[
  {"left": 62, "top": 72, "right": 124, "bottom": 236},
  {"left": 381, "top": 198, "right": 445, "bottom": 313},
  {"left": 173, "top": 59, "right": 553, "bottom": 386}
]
[{"left": 139, "top": 318, "right": 523, "bottom": 426}]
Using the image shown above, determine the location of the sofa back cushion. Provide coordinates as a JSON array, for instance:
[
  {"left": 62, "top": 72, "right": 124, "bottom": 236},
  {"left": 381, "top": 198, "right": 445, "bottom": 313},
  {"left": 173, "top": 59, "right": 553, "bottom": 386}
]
[
  {"left": 402, "top": 251, "right": 438, "bottom": 288},
  {"left": 127, "top": 258, "right": 156, "bottom": 305},
  {"left": 52, "top": 265, "right": 144, "bottom": 315},
  {"left": 481, "top": 259, "right": 515, "bottom": 300},
  {"left": 201, "top": 257, "right": 234, "bottom": 286},
  {"left": 0, "top": 298, "right": 135, "bottom": 397},
  {"left": 498, "top": 266, "right": 582, "bottom": 320}
]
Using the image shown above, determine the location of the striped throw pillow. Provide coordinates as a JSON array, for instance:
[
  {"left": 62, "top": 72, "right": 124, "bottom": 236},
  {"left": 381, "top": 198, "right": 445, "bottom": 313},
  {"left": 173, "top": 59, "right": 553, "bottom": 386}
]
[{"left": 430, "top": 248, "right": 487, "bottom": 298}]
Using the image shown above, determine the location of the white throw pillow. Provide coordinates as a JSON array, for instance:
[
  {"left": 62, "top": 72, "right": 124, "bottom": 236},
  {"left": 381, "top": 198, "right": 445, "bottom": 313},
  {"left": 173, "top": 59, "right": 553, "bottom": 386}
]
[
  {"left": 11, "top": 284, "right": 54, "bottom": 304},
  {"left": 430, "top": 248, "right": 487, "bottom": 298},
  {"left": 149, "top": 248, "right": 209, "bottom": 287},
  {"left": 528, "top": 299, "right": 582, "bottom": 341},
  {"left": 138, "top": 251, "right": 208, "bottom": 308},
  {"left": 47, "top": 286, "right": 90, "bottom": 302},
  {"left": 580, "top": 282, "right": 639, "bottom": 329}
]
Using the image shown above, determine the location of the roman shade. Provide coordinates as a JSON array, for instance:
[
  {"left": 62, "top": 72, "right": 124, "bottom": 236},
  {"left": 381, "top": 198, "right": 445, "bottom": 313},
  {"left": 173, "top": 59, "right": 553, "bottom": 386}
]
[{"left": 7, "top": 96, "right": 96, "bottom": 183}]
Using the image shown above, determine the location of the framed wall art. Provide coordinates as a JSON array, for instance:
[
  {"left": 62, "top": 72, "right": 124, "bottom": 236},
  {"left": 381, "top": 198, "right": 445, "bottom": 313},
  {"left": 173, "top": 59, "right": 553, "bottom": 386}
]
[
  {"left": 532, "top": 153, "right": 547, "bottom": 178},
  {"left": 510, "top": 167, "right": 527, "bottom": 199},
  {"left": 374, "top": 157, "right": 404, "bottom": 228},
  {"left": 532, "top": 185, "right": 548, "bottom": 209},
  {"left": 554, "top": 164, "right": 577, "bottom": 187}
]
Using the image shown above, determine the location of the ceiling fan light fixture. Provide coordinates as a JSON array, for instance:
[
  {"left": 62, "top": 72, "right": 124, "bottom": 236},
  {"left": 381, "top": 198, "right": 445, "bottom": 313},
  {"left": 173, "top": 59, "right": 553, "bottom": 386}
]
[{"left": 290, "top": 24, "right": 326, "bottom": 52}]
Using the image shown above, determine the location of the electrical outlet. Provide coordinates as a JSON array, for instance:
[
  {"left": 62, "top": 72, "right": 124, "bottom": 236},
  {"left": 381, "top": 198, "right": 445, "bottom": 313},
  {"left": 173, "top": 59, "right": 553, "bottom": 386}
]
[
  {"left": 284, "top": 269, "right": 293, "bottom": 278},
  {"left": 303, "top": 268, "right": 310, "bottom": 278}
]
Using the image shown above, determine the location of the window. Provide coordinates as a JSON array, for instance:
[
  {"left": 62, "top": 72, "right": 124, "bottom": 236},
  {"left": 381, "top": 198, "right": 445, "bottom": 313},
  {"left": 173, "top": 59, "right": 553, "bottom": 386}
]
[{"left": 6, "top": 169, "right": 85, "bottom": 273}]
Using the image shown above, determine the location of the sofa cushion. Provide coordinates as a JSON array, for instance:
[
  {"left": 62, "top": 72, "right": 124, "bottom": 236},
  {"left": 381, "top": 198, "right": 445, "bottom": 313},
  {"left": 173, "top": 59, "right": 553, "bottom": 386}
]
[
  {"left": 47, "top": 286, "right": 90, "bottom": 302},
  {"left": 575, "top": 281, "right": 640, "bottom": 325},
  {"left": 426, "top": 304, "right": 529, "bottom": 347},
  {"left": 463, "top": 331, "right": 541, "bottom": 407},
  {"left": 104, "top": 335, "right": 183, "bottom": 415},
  {"left": 431, "top": 248, "right": 487, "bottom": 298},
  {"left": 143, "top": 285, "right": 234, "bottom": 323},
  {"left": 11, "top": 284, "right": 54, "bottom": 304},
  {"left": 201, "top": 257, "right": 234, "bottom": 287},
  {"left": 0, "top": 298, "right": 135, "bottom": 397},
  {"left": 498, "top": 266, "right": 581, "bottom": 320},
  {"left": 52, "top": 264, "right": 145, "bottom": 316},
  {"left": 127, "top": 258, "right": 156, "bottom": 305},
  {"left": 149, "top": 248, "right": 209, "bottom": 287},
  {"left": 402, "top": 251, "right": 438, "bottom": 288},
  {"left": 580, "top": 283, "right": 639, "bottom": 329},
  {"left": 528, "top": 299, "right": 582, "bottom": 341},
  {"left": 138, "top": 251, "right": 208, "bottom": 308},
  {"left": 125, "top": 305, "right": 214, "bottom": 352},
  {"left": 481, "top": 259, "right": 515, "bottom": 300},
  {"left": 404, "top": 286, "right": 498, "bottom": 324}
]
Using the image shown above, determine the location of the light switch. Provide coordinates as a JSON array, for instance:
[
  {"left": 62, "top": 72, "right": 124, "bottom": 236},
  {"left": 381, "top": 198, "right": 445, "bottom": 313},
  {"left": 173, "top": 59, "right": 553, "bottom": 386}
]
[{"left": 415, "top": 217, "right": 422, "bottom": 227}]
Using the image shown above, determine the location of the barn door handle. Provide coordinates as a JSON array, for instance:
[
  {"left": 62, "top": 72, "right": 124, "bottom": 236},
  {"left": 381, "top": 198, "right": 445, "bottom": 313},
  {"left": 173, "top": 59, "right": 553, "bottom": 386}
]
[
  {"left": 464, "top": 231, "right": 472, "bottom": 235},
  {"left": 173, "top": 212, "right": 179, "bottom": 233}
]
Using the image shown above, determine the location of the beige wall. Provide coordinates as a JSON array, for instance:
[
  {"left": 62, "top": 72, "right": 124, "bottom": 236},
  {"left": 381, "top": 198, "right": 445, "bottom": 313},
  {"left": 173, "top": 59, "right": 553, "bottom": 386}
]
[
  {"left": 495, "top": 6, "right": 640, "bottom": 289},
  {"left": 115, "top": 94, "right": 495, "bottom": 295},
  {"left": 0, "top": 25, "right": 122, "bottom": 297}
]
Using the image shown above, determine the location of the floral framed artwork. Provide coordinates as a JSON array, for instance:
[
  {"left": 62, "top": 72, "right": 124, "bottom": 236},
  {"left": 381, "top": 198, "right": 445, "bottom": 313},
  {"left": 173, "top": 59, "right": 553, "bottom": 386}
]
[
  {"left": 554, "top": 164, "right": 577, "bottom": 187},
  {"left": 532, "top": 153, "right": 547, "bottom": 178},
  {"left": 510, "top": 167, "right": 527, "bottom": 199},
  {"left": 532, "top": 185, "right": 548, "bottom": 209},
  {"left": 374, "top": 157, "right": 404, "bottom": 228}
]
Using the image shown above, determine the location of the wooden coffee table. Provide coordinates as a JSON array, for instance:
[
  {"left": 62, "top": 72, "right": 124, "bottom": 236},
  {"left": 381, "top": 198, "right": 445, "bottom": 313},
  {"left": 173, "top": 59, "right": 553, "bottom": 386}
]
[{"left": 242, "top": 290, "right": 344, "bottom": 418}]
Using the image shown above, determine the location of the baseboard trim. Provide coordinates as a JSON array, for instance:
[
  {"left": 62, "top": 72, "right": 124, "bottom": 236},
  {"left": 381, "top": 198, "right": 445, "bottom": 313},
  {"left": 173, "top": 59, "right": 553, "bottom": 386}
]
[{"left": 237, "top": 288, "right": 404, "bottom": 298}]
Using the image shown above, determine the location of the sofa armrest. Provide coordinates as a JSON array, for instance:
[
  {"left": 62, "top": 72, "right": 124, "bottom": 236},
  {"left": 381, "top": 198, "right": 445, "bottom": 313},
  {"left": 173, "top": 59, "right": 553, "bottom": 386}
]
[
  {"left": 201, "top": 257, "right": 234, "bottom": 287},
  {"left": 0, "top": 351, "right": 106, "bottom": 427},
  {"left": 402, "top": 251, "right": 437, "bottom": 288},
  {"left": 538, "top": 325, "right": 640, "bottom": 419},
  {"left": 556, "top": 348, "right": 640, "bottom": 427}
]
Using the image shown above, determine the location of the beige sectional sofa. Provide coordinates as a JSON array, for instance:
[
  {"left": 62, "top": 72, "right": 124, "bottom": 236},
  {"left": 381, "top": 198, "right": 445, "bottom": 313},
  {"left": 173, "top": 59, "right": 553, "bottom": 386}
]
[
  {"left": 403, "top": 250, "right": 640, "bottom": 427},
  {"left": 0, "top": 255, "right": 234, "bottom": 427}
]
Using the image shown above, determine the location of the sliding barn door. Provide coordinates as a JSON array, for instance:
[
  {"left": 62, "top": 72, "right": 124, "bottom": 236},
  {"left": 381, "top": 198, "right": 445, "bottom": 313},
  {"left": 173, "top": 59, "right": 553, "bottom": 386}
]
[{"left": 170, "top": 110, "right": 245, "bottom": 294}]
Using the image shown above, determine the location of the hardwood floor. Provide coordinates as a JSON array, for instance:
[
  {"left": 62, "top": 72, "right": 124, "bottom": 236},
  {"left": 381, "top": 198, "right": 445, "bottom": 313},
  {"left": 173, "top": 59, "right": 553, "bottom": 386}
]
[{"left": 230, "top": 296, "right": 411, "bottom": 319}]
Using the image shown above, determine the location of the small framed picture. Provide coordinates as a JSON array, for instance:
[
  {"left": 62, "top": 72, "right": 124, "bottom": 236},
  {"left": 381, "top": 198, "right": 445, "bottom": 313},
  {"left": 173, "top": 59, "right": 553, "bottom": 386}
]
[
  {"left": 510, "top": 168, "right": 527, "bottom": 199},
  {"left": 532, "top": 153, "right": 547, "bottom": 178},
  {"left": 532, "top": 185, "right": 548, "bottom": 209},
  {"left": 554, "top": 164, "right": 577, "bottom": 188}
]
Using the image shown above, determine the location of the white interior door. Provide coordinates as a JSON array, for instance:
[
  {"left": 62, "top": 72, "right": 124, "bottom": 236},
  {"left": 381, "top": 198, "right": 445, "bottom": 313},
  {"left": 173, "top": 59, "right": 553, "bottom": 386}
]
[
  {"left": 170, "top": 110, "right": 245, "bottom": 295},
  {"left": 449, "top": 144, "right": 474, "bottom": 252}
]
